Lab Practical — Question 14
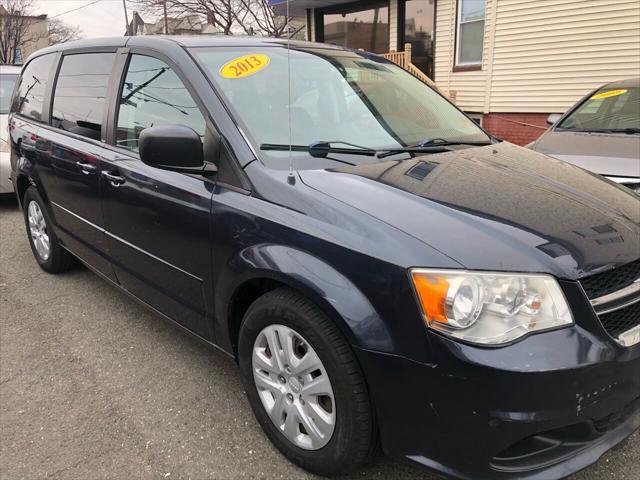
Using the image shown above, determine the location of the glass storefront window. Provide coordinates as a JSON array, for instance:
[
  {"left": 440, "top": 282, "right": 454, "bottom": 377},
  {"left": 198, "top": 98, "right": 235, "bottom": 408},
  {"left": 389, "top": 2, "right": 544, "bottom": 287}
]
[
  {"left": 404, "top": 0, "right": 436, "bottom": 78},
  {"left": 323, "top": 5, "right": 389, "bottom": 54}
]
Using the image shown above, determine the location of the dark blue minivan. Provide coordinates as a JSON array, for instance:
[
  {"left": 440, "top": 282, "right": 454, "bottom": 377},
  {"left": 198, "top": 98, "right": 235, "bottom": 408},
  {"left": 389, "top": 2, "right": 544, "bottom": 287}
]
[{"left": 9, "top": 36, "right": 640, "bottom": 479}]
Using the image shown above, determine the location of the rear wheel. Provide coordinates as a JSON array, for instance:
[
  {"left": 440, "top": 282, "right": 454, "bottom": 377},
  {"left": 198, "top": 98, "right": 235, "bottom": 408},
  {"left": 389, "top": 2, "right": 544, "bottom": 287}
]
[
  {"left": 238, "top": 287, "right": 376, "bottom": 476},
  {"left": 23, "top": 187, "right": 75, "bottom": 273}
]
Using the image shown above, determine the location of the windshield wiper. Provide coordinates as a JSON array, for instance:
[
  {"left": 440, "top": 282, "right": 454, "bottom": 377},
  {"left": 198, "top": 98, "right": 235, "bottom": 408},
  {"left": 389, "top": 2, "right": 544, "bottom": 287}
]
[
  {"left": 560, "top": 128, "right": 640, "bottom": 134},
  {"left": 588, "top": 128, "right": 640, "bottom": 134},
  {"left": 261, "top": 138, "right": 494, "bottom": 162},
  {"left": 260, "top": 140, "right": 378, "bottom": 157},
  {"left": 377, "top": 138, "right": 493, "bottom": 159}
]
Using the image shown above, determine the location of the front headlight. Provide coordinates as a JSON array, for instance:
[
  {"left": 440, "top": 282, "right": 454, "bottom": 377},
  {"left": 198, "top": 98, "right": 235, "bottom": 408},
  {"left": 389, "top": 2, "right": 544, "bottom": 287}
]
[{"left": 410, "top": 269, "right": 573, "bottom": 345}]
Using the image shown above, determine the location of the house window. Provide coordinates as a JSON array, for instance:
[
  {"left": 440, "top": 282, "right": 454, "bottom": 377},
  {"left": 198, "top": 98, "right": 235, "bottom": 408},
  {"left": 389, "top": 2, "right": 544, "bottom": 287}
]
[
  {"left": 455, "top": 0, "right": 485, "bottom": 67},
  {"left": 466, "top": 113, "right": 483, "bottom": 126}
]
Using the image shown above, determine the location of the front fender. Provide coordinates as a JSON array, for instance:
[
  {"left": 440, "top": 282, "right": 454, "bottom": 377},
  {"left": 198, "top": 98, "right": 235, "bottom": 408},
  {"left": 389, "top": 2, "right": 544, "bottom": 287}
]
[{"left": 215, "top": 243, "right": 393, "bottom": 354}]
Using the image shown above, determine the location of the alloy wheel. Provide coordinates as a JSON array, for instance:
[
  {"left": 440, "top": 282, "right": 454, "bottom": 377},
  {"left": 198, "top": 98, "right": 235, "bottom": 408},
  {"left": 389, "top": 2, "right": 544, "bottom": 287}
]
[{"left": 27, "top": 200, "right": 50, "bottom": 261}]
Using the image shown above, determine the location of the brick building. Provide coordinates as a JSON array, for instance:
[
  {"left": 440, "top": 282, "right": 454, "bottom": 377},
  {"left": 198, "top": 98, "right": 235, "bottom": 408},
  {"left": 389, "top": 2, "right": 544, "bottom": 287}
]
[{"left": 271, "top": 0, "right": 640, "bottom": 145}]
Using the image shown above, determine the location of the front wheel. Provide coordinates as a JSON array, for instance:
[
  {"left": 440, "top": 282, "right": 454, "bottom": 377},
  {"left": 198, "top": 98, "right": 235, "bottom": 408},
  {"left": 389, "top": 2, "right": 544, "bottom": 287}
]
[{"left": 238, "top": 288, "right": 377, "bottom": 476}]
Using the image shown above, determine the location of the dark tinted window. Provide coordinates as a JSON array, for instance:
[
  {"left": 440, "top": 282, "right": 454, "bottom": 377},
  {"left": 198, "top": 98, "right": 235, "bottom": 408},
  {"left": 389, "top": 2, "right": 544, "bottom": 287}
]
[
  {"left": 10, "top": 54, "right": 55, "bottom": 121},
  {"left": 52, "top": 53, "right": 116, "bottom": 140},
  {"left": 116, "top": 55, "right": 205, "bottom": 152}
]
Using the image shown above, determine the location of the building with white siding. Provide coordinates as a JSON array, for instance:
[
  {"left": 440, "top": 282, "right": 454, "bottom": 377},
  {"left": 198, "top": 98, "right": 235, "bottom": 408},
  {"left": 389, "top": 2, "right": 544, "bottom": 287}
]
[{"left": 271, "top": 0, "right": 640, "bottom": 145}]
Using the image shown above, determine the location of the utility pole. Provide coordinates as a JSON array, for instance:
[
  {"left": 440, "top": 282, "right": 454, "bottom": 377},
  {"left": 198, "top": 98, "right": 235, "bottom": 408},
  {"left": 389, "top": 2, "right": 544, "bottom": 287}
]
[
  {"left": 122, "top": 0, "right": 131, "bottom": 36},
  {"left": 163, "top": 0, "right": 169, "bottom": 34}
]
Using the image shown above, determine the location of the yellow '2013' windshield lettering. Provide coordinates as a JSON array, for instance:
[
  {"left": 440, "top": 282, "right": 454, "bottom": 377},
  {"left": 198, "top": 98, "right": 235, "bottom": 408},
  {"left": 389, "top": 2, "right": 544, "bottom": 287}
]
[
  {"left": 220, "top": 54, "right": 270, "bottom": 79},
  {"left": 590, "top": 89, "right": 627, "bottom": 100}
]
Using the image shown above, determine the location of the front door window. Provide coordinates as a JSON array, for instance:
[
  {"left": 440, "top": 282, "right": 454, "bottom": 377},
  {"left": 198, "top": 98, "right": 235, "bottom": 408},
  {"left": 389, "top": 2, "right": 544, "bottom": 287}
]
[
  {"left": 322, "top": 4, "right": 390, "bottom": 54},
  {"left": 116, "top": 55, "right": 206, "bottom": 153},
  {"left": 404, "top": 0, "right": 436, "bottom": 78}
]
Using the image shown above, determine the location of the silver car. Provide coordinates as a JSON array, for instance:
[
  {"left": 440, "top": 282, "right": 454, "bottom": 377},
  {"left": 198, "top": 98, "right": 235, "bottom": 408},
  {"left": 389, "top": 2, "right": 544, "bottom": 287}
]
[
  {"left": 1, "top": 65, "right": 22, "bottom": 194},
  {"left": 529, "top": 77, "right": 640, "bottom": 193}
]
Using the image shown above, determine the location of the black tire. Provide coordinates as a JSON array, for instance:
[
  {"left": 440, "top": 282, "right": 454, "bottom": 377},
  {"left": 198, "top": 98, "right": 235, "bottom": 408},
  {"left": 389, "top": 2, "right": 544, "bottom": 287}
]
[
  {"left": 22, "top": 187, "right": 75, "bottom": 273},
  {"left": 238, "top": 287, "right": 377, "bottom": 477}
]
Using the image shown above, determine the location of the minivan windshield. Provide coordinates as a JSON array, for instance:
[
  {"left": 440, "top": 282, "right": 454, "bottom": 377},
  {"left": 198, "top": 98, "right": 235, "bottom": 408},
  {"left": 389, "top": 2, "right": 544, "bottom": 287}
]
[
  {"left": 1, "top": 73, "right": 18, "bottom": 115},
  {"left": 192, "top": 46, "right": 490, "bottom": 168},
  {"left": 557, "top": 84, "right": 640, "bottom": 133}
]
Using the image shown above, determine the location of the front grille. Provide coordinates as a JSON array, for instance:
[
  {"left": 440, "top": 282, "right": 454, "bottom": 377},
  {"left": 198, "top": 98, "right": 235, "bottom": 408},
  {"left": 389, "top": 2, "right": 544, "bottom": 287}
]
[
  {"left": 598, "top": 302, "right": 640, "bottom": 338},
  {"left": 579, "top": 259, "right": 640, "bottom": 299}
]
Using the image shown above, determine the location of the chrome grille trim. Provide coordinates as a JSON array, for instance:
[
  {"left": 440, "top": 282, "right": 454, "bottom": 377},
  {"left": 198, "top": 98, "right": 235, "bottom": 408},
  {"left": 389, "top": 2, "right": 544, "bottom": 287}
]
[
  {"left": 618, "top": 324, "right": 640, "bottom": 347},
  {"left": 596, "top": 295, "right": 640, "bottom": 315},
  {"left": 590, "top": 280, "right": 640, "bottom": 314}
]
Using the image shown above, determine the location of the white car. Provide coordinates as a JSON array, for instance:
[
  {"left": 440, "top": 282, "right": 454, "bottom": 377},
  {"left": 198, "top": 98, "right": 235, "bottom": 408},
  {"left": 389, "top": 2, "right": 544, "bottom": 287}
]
[{"left": 1, "top": 65, "right": 22, "bottom": 194}]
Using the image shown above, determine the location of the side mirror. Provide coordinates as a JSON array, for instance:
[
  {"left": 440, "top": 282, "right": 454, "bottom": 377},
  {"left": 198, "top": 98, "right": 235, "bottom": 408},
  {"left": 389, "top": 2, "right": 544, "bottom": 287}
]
[
  {"left": 139, "top": 125, "right": 216, "bottom": 174},
  {"left": 546, "top": 113, "right": 562, "bottom": 126}
]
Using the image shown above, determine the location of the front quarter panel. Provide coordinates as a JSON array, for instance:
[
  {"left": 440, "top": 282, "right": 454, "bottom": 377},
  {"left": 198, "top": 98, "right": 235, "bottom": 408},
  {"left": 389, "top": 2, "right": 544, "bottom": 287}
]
[
  {"left": 209, "top": 164, "right": 462, "bottom": 362},
  {"left": 218, "top": 242, "right": 393, "bottom": 352}
]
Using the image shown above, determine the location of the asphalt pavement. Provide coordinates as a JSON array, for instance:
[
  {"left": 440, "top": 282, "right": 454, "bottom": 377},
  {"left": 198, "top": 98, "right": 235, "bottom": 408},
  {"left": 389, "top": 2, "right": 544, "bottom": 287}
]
[{"left": 1, "top": 197, "right": 638, "bottom": 480}]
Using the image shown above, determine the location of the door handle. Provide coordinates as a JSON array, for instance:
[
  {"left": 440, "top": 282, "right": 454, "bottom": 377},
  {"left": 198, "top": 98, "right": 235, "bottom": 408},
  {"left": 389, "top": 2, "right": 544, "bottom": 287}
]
[
  {"left": 76, "top": 161, "right": 97, "bottom": 175},
  {"left": 101, "top": 170, "right": 125, "bottom": 187}
]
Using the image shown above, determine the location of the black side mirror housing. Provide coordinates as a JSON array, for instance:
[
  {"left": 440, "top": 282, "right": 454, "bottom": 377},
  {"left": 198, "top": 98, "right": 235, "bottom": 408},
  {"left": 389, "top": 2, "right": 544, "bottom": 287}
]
[{"left": 139, "top": 125, "right": 217, "bottom": 175}]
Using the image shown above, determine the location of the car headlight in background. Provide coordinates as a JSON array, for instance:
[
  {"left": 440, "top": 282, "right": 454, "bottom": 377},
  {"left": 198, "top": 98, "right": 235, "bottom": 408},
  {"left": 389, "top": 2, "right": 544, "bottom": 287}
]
[{"left": 410, "top": 269, "right": 573, "bottom": 345}]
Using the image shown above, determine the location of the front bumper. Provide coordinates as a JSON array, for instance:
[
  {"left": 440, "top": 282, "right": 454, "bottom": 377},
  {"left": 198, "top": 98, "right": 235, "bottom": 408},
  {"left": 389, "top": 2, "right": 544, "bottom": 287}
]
[{"left": 355, "top": 319, "right": 640, "bottom": 479}]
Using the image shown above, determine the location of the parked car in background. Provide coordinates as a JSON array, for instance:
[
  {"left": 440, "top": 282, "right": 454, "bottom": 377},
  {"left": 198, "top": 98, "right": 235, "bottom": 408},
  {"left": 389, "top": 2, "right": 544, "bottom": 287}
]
[
  {"left": 528, "top": 78, "right": 640, "bottom": 193},
  {"left": 0, "top": 65, "right": 21, "bottom": 194},
  {"left": 8, "top": 37, "right": 640, "bottom": 480}
]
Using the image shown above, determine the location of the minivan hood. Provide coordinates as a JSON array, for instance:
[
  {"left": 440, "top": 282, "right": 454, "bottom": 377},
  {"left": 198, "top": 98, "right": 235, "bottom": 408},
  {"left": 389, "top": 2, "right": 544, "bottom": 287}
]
[
  {"left": 532, "top": 130, "right": 640, "bottom": 178},
  {"left": 299, "top": 142, "right": 640, "bottom": 280}
]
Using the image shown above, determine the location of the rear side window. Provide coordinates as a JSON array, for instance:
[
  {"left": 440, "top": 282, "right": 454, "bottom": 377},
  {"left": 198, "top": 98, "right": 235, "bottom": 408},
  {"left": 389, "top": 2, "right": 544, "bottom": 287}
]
[
  {"left": 51, "top": 53, "right": 116, "bottom": 140},
  {"left": 10, "top": 54, "right": 55, "bottom": 121},
  {"left": 115, "top": 54, "right": 206, "bottom": 152}
]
